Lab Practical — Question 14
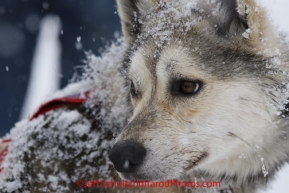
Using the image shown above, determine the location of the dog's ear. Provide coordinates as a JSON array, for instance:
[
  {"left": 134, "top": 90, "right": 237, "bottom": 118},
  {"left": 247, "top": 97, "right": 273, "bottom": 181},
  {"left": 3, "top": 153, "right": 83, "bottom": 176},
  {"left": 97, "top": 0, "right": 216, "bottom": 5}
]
[
  {"left": 212, "top": 0, "right": 248, "bottom": 36},
  {"left": 116, "top": 0, "right": 159, "bottom": 45},
  {"left": 213, "top": 0, "right": 274, "bottom": 49}
]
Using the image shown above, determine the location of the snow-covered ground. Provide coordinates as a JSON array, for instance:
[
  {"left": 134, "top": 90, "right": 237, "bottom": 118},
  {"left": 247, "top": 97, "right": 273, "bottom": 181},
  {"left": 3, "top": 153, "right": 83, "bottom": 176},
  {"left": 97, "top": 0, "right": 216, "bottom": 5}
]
[{"left": 257, "top": 1, "right": 289, "bottom": 192}]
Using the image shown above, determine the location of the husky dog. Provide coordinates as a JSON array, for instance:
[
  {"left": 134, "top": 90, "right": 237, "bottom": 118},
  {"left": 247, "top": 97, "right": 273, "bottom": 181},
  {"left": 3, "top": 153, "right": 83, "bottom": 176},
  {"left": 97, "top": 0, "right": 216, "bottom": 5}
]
[{"left": 109, "top": 0, "right": 289, "bottom": 192}]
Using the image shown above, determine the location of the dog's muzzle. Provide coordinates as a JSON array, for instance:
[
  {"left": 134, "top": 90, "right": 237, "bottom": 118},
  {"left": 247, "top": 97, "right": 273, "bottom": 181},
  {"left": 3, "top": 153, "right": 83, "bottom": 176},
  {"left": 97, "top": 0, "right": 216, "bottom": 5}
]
[{"left": 109, "top": 141, "right": 146, "bottom": 174}]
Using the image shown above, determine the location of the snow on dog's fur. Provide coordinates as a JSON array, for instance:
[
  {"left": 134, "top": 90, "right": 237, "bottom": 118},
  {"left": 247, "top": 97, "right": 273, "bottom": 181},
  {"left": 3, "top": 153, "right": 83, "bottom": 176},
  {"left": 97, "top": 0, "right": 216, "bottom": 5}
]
[
  {"left": 0, "top": 39, "right": 131, "bottom": 193},
  {"left": 109, "top": 0, "right": 289, "bottom": 192}
]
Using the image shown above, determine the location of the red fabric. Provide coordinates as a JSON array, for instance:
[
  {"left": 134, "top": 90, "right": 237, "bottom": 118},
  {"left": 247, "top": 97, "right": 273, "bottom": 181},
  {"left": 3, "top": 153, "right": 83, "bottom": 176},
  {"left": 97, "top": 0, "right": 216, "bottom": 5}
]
[
  {"left": 0, "top": 92, "right": 89, "bottom": 173},
  {"left": 30, "top": 91, "right": 90, "bottom": 120},
  {"left": 0, "top": 139, "right": 11, "bottom": 173}
]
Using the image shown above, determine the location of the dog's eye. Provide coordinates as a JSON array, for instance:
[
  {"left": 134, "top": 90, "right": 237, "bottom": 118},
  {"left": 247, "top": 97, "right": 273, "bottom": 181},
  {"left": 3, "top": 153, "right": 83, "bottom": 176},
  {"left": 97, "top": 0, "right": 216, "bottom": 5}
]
[
  {"left": 180, "top": 81, "right": 200, "bottom": 95},
  {"left": 171, "top": 80, "right": 201, "bottom": 96},
  {"left": 130, "top": 81, "right": 137, "bottom": 97}
]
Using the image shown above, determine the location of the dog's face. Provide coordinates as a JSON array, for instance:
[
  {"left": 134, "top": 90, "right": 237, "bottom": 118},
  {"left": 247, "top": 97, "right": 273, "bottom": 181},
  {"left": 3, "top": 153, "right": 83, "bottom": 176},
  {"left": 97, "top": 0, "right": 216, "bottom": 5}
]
[{"left": 109, "top": 0, "right": 288, "bottom": 181}]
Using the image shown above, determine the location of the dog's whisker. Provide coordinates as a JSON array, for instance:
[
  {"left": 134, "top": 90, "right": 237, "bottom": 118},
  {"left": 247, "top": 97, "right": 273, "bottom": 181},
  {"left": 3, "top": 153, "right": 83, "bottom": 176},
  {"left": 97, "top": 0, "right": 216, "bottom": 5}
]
[
  {"left": 238, "top": 97, "right": 264, "bottom": 104},
  {"left": 228, "top": 132, "right": 268, "bottom": 177}
]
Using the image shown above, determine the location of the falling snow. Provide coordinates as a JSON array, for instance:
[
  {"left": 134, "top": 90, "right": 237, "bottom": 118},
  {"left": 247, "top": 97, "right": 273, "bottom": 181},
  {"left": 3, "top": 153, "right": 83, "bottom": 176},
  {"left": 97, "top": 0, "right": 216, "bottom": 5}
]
[
  {"left": 77, "top": 36, "right": 81, "bottom": 42},
  {"left": 1, "top": 0, "right": 289, "bottom": 192},
  {"left": 0, "top": 37, "right": 130, "bottom": 192}
]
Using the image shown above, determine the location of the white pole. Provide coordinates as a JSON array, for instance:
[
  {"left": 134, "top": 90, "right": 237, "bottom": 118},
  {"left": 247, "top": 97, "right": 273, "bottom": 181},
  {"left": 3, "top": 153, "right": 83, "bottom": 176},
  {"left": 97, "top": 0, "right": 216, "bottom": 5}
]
[{"left": 21, "top": 15, "right": 62, "bottom": 119}]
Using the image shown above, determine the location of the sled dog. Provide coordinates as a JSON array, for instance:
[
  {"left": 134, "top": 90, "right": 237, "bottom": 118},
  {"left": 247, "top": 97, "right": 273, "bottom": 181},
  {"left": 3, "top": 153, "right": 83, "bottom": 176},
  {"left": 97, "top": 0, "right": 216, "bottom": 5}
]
[{"left": 109, "top": 0, "right": 289, "bottom": 192}]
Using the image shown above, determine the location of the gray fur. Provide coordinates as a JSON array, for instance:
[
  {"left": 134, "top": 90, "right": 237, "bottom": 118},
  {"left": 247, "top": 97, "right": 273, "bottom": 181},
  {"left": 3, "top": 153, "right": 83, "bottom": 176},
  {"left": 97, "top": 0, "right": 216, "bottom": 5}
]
[{"left": 113, "top": 0, "right": 289, "bottom": 192}]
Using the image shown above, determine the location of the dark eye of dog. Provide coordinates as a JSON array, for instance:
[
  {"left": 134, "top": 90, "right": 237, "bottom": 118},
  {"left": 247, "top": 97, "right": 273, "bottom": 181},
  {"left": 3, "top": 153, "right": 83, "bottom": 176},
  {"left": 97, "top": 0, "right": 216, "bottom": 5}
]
[
  {"left": 171, "top": 80, "right": 201, "bottom": 96},
  {"left": 180, "top": 81, "right": 199, "bottom": 94},
  {"left": 130, "top": 81, "right": 137, "bottom": 97}
]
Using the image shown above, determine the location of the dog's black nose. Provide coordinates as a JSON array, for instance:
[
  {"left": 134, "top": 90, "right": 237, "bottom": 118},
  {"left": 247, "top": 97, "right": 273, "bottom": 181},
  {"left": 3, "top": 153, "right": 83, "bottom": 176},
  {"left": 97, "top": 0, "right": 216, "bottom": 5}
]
[{"left": 109, "top": 141, "right": 146, "bottom": 173}]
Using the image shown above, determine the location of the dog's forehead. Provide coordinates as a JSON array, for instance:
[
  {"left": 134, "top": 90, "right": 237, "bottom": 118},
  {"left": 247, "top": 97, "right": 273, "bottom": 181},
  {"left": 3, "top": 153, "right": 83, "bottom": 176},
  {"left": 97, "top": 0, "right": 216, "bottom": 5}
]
[
  {"left": 129, "top": 43, "right": 207, "bottom": 83},
  {"left": 128, "top": 1, "right": 264, "bottom": 79},
  {"left": 129, "top": 44, "right": 159, "bottom": 83},
  {"left": 129, "top": 26, "right": 221, "bottom": 81}
]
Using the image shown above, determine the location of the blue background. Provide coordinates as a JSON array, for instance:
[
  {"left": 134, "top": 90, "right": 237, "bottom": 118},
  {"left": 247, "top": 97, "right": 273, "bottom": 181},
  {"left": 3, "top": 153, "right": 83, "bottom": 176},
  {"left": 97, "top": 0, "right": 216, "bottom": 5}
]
[{"left": 0, "top": 0, "right": 121, "bottom": 137}]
